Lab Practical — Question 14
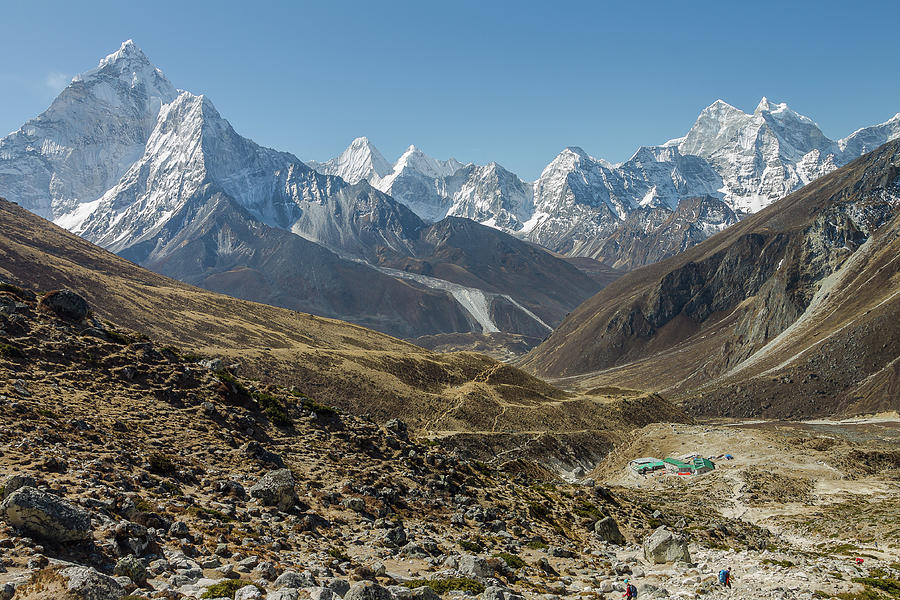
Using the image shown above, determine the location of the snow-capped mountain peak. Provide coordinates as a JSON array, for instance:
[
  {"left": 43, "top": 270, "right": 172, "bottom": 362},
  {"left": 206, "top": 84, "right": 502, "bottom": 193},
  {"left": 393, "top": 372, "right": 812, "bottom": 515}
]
[
  {"left": 307, "top": 136, "right": 393, "bottom": 184},
  {"left": 0, "top": 40, "right": 178, "bottom": 221},
  {"left": 392, "top": 145, "right": 464, "bottom": 179},
  {"left": 73, "top": 39, "right": 175, "bottom": 102},
  {"left": 754, "top": 96, "right": 777, "bottom": 113}
]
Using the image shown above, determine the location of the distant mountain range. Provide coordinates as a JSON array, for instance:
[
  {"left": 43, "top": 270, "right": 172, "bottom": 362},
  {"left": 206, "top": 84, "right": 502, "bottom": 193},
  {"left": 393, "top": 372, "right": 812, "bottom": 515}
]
[
  {"left": 313, "top": 102, "right": 900, "bottom": 270},
  {"left": 1, "top": 40, "right": 898, "bottom": 343},
  {"left": 0, "top": 41, "right": 600, "bottom": 343}
]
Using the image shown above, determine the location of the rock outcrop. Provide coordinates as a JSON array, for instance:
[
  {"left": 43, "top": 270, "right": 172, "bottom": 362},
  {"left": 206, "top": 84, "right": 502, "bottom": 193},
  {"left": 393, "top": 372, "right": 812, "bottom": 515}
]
[
  {"left": 0, "top": 486, "right": 91, "bottom": 542},
  {"left": 248, "top": 469, "right": 298, "bottom": 511},
  {"left": 594, "top": 516, "right": 626, "bottom": 545},
  {"left": 643, "top": 526, "right": 692, "bottom": 564}
]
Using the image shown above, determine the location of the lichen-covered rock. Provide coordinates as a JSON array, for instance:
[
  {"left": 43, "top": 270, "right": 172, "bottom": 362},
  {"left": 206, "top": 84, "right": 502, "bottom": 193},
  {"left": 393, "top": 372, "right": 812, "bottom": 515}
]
[
  {"left": 0, "top": 486, "right": 91, "bottom": 542},
  {"left": 643, "top": 526, "right": 691, "bottom": 564},
  {"left": 393, "top": 585, "right": 440, "bottom": 600},
  {"left": 274, "top": 569, "right": 315, "bottom": 589},
  {"left": 114, "top": 554, "right": 147, "bottom": 586},
  {"left": 59, "top": 566, "right": 125, "bottom": 600},
  {"left": 458, "top": 554, "right": 492, "bottom": 578},
  {"left": 344, "top": 581, "right": 395, "bottom": 600},
  {"left": 0, "top": 474, "right": 35, "bottom": 499},
  {"left": 382, "top": 525, "right": 407, "bottom": 548},
  {"left": 594, "top": 516, "right": 625, "bottom": 545},
  {"left": 235, "top": 585, "right": 264, "bottom": 600},
  {"left": 248, "top": 469, "right": 297, "bottom": 511},
  {"left": 307, "top": 587, "right": 335, "bottom": 600}
]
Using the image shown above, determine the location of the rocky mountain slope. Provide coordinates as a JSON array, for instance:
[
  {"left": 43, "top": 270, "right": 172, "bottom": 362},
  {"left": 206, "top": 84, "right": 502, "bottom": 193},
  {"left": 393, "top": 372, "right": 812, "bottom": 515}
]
[
  {"left": 1, "top": 286, "right": 896, "bottom": 600},
  {"left": 521, "top": 140, "right": 900, "bottom": 418},
  {"left": 316, "top": 103, "right": 900, "bottom": 270},
  {"left": 0, "top": 42, "right": 603, "bottom": 345},
  {"left": 0, "top": 198, "right": 682, "bottom": 474}
]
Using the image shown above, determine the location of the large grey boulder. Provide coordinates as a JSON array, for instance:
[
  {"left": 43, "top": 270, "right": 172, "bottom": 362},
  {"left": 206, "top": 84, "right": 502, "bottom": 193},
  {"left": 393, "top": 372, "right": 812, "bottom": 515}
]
[
  {"left": 481, "top": 587, "right": 517, "bottom": 600},
  {"left": 382, "top": 525, "right": 407, "bottom": 548},
  {"left": 269, "top": 589, "right": 300, "bottom": 600},
  {"left": 458, "top": 555, "right": 493, "bottom": 578},
  {"left": 39, "top": 289, "right": 89, "bottom": 321},
  {"left": 643, "top": 526, "right": 691, "bottom": 564},
  {"left": 59, "top": 566, "right": 125, "bottom": 600},
  {"left": 327, "top": 578, "right": 351, "bottom": 597},
  {"left": 344, "top": 581, "right": 395, "bottom": 600},
  {"left": 1, "top": 474, "right": 36, "bottom": 499},
  {"left": 275, "top": 569, "right": 316, "bottom": 588},
  {"left": 391, "top": 585, "right": 440, "bottom": 600},
  {"left": 248, "top": 469, "right": 297, "bottom": 511},
  {"left": 235, "top": 585, "right": 264, "bottom": 600},
  {"left": 0, "top": 486, "right": 91, "bottom": 541},
  {"left": 594, "top": 516, "right": 626, "bottom": 545}
]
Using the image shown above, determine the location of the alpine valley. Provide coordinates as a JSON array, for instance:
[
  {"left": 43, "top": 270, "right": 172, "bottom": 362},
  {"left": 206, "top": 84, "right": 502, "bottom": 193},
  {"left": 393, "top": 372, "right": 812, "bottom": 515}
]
[{"left": 1, "top": 35, "right": 900, "bottom": 600}]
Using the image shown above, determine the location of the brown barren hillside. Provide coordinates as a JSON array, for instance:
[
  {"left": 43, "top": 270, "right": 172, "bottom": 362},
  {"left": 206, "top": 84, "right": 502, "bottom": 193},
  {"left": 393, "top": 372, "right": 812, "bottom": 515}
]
[
  {"left": 0, "top": 198, "right": 685, "bottom": 468},
  {"left": 521, "top": 140, "right": 900, "bottom": 418}
]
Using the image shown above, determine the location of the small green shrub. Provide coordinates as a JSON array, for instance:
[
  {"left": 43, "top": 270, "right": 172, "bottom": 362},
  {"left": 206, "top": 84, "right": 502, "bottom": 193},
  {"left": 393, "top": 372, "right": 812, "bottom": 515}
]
[
  {"left": 572, "top": 501, "right": 602, "bottom": 520},
  {"left": 214, "top": 369, "right": 248, "bottom": 394},
  {"left": 525, "top": 540, "right": 548, "bottom": 550},
  {"left": 188, "top": 505, "right": 235, "bottom": 522},
  {"left": 200, "top": 580, "right": 254, "bottom": 599},
  {"left": 104, "top": 328, "right": 134, "bottom": 345},
  {"left": 147, "top": 452, "right": 177, "bottom": 476},
  {"left": 403, "top": 578, "right": 485, "bottom": 595},
  {"left": 327, "top": 547, "right": 351, "bottom": 562},
  {"left": 133, "top": 496, "right": 156, "bottom": 513},
  {"left": 495, "top": 552, "right": 526, "bottom": 569},
  {"left": 853, "top": 576, "right": 900, "bottom": 597},
  {"left": 0, "top": 342, "right": 25, "bottom": 360},
  {"left": 459, "top": 538, "right": 484, "bottom": 553},
  {"left": 251, "top": 390, "right": 292, "bottom": 427},
  {"left": 762, "top": 558, "right": 796, "bottom": 568},
  {"left": 527, "top": 501, "right": 549, "bottom": 520},
  {"left": 299, "top": 396, "right": 338, "bottom": 417},
  {"left": 835, "top": 589, "right": 887, "bottom": 600},
  {"left": 35, "top": 407, "right": 59, "bottom": 419}
]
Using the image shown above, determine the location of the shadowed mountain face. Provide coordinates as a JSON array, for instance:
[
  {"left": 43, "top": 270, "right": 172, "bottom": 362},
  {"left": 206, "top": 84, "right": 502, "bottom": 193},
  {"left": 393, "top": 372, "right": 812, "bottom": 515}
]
[
  {"left": 373, "top": 217, "right": 603, "bottom": 333},
  {"left": 121, "top": 188, "right": 476, "bottom": 338},
  {"left": 522, "top": 140, "right": 900, "bottom": 418}
]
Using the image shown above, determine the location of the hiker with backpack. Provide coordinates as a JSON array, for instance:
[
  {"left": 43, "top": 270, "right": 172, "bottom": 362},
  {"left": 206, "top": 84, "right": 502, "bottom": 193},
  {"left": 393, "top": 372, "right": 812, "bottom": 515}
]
[
  {"left": 623, "top": 578, "right": 638, "bottom": 598},
  {"left": 718, "top": 567, "right": 732, "bottom": 589}
]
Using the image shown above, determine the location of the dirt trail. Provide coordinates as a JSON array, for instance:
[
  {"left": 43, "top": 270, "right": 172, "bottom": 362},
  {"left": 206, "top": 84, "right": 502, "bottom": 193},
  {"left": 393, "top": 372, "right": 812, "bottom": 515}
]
[{"left": 592, "top": 420, "right": 900, "bottom": 557}]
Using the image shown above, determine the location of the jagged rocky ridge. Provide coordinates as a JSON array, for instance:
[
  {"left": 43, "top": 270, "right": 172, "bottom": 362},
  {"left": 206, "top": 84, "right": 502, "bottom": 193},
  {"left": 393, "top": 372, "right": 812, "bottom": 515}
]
[
  {"left": 522, "top": 140, "right": 900, "bottom": 418},
  {"left": 315, "top": 104, "right": 900, "bottom": 269}
]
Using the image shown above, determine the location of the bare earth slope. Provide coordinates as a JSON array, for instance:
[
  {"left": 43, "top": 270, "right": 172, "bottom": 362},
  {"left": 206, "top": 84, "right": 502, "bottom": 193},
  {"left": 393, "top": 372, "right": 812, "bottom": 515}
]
[
  {"left": 522, "top": 140, "right": 900, "bottom": 418},
  {"left": 0, "top": 198, "right": 683, "bottom": 470}
]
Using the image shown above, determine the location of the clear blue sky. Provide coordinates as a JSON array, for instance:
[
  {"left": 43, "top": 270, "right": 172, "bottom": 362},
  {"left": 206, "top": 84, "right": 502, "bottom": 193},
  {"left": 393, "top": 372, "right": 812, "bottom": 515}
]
[{"left": 1, "top": 0, "right": 898, "bottom": 179}]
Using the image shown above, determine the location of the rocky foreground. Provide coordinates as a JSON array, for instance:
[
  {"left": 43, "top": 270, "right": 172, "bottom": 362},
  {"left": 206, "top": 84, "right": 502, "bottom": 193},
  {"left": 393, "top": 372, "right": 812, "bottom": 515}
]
[{"left": 0, "top": 284, "right": 898, "bottom": 600}]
